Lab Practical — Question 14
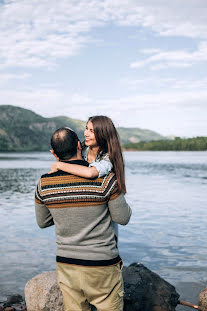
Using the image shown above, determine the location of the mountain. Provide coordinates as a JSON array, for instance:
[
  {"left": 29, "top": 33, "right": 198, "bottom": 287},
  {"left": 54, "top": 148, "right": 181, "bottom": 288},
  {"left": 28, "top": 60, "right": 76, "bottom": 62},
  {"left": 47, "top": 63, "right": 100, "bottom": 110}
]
[
  {"left": 117, "top": 127, "right": 164, "bottom": 144},
  {"left": 0, "top": 105, "right": 165, "bottom": 151}
]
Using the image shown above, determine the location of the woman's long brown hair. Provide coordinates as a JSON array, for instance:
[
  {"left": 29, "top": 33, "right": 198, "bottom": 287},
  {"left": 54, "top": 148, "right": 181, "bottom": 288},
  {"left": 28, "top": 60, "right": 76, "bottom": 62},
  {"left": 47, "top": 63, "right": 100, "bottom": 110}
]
[{"left": 88, "top": 116, "right": 126, "bottom": 194}]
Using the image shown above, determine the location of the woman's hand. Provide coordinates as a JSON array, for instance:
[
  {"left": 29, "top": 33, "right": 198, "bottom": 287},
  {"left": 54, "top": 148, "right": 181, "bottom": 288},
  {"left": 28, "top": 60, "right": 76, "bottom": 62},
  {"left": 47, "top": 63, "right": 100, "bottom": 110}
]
[{"left": 48, "top": 162, "right": 59, "bottom": 174}]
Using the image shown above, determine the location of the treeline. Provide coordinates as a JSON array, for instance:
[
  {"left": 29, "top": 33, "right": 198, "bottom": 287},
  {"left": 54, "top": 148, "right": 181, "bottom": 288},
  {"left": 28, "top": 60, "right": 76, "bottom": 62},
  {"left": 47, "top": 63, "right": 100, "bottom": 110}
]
[{"left": 122, "top": 137, "right": 207, "bottom": 151}]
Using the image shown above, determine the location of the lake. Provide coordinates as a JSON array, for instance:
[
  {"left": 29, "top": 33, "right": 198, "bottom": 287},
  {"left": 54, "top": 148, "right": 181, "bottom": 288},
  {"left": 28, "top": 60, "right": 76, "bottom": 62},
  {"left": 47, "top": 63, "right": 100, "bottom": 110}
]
[{"left": 0, "top": 151, "right": 207, "bottom": 306}]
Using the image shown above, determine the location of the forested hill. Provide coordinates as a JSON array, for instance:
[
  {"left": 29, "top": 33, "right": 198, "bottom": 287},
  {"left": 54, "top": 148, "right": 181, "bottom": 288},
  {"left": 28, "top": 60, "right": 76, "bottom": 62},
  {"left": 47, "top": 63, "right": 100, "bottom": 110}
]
[
  {"left": 123, "top": 137, "right": 207, "bottom": 151},
  {"left": 0, "top": 105, "right": 165, "bottom": 151}
]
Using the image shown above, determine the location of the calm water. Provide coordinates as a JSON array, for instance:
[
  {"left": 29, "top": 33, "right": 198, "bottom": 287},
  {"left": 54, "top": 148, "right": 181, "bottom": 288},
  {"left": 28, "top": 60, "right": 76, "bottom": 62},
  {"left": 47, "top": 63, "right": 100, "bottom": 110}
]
[{"left": 0, "top": 151, "right": 207, "bottom": 302}]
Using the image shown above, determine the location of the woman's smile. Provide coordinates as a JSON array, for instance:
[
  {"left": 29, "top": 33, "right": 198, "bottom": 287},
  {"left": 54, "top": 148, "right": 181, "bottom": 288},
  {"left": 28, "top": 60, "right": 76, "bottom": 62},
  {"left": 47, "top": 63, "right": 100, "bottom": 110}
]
[{"left": 84, "top": 121, "right": 98, "bottom": 147}]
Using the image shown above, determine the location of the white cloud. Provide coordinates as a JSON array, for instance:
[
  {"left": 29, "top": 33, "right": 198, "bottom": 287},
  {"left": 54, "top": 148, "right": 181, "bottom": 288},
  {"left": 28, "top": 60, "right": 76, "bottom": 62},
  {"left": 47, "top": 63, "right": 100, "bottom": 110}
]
[
  {"left": 172, "top": 78, "right": 207, "bottom": 90},
  {"left": 0, "top": 0, "right": 207, "bottom": 68},
  {"left": 0, "top": 88, "right": 64, "bottom": 113},
  {"left": 104, "top": 0, "right": 207, "bottom": 38},
  {"left": 0, "top": 73, "right": 31, "bottom": 83},
  {"left": 121, "top": 76, "right": 207, "bottom": 91},
  {"left": 140, "top": 48, "right": 162, "bottom": 55},
  {"left": 0, "top": 0, "right": 106, "bottom": 68},
  {"left": 131, "top": 42, "right": 207, "bottom": 70}
]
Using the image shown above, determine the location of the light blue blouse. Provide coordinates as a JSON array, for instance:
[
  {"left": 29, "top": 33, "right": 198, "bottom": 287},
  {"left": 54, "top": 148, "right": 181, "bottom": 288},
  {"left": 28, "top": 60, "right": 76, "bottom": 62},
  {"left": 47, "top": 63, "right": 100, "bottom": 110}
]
[{"left": 82, "top": 147, "right": 113, "bottom": 177}]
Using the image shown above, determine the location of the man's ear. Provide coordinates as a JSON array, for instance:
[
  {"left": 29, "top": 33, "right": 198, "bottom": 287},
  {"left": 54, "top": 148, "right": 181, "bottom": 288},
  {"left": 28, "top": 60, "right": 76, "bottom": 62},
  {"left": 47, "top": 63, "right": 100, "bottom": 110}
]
[
  {"left": 77, "top": 141, "right": 82, "bottom": 150},
  {"left": 50, "top": 149, "right": 59, "bottom": 161}
]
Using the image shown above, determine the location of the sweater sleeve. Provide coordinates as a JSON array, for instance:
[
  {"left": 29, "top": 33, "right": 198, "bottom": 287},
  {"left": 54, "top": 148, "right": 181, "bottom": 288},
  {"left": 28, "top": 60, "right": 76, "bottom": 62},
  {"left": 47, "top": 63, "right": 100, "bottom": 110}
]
[
  {"left": 108, "top": 183, "right": 132, "bottom": 225},
  {"left": 35, "top": 180, "right": 54, "bottom": 229}
]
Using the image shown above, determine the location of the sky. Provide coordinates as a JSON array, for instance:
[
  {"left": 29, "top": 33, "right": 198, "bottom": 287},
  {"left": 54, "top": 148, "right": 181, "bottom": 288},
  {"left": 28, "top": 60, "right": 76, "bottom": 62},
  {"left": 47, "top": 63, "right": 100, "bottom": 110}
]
[{"left": 0, "top": 0, "right": 207, "bottom": 137}]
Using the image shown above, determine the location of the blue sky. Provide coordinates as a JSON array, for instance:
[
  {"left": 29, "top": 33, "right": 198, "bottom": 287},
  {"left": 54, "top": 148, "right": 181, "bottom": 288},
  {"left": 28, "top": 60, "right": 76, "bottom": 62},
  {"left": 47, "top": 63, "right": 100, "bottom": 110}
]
[{"left": 0, "top": 0, "right": 207, "bottom": 137}]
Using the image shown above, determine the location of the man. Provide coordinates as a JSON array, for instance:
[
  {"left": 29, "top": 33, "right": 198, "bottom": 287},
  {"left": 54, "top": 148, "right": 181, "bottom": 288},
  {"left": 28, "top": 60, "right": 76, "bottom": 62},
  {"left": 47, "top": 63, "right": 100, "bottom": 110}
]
[{"left": 35, "top": 127, "right": 131, "bottom": 311}]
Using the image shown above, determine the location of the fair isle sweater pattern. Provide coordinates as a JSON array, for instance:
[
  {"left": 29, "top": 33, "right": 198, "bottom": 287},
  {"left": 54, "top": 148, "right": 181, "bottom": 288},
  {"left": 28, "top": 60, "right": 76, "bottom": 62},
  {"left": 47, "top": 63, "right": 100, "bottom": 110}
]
[{"left": 35, "top": 172, "right": 120, "bottom": 208}]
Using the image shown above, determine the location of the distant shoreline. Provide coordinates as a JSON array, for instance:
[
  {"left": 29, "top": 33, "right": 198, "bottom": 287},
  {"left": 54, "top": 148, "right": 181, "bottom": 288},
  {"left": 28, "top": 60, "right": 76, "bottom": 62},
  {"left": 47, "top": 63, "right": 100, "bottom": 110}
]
[{"left": 122, "top": 137, "right": 207, "bottom": 152}]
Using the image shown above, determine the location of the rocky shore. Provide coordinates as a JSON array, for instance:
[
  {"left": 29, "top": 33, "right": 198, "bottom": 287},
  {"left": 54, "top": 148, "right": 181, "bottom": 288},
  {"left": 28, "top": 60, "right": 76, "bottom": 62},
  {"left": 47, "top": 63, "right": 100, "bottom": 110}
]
[{"left": 1, "top": 264, "right": 207, "bottom": 311}]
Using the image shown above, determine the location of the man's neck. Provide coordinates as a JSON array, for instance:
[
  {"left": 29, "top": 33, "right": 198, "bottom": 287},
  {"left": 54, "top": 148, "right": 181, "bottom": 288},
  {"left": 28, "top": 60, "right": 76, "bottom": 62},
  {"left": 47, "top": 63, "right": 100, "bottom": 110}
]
[{"left": 60, "top": 155, "right": 82, "bottom": 162}]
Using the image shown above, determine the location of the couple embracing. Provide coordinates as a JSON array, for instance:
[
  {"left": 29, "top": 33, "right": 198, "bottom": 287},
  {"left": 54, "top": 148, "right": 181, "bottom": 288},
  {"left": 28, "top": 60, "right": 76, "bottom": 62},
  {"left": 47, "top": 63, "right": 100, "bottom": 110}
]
[{"left": 35, "top": 115, "right": 132, "bottom": 311}]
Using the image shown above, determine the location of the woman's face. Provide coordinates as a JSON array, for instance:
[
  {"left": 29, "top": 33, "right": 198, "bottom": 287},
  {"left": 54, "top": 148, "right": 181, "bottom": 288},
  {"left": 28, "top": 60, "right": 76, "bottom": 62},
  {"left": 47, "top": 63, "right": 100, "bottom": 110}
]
[{"left": 84, "top": 121, "right": 98, "bottom": 147}]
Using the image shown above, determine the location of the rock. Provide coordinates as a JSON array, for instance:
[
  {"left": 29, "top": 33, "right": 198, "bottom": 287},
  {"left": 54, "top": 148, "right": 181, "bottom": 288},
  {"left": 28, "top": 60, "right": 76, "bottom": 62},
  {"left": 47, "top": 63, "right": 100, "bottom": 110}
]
[
  {"left": 25, "top": 271, "right": 63, "bottom": 311},
  {"left": 123, "top": 263, "right": 180, "bottom": 311},
  {"left": 7, "top": 295, "right": 23, "bottom": 305},
  {"left": 3, "top": 295, "right": 23, "bottom": 308},
  {"left": 198, "top": 287, "right": 207, "bottom": 309},
  {"left": 12, "top": 303, "right": 27, "bottom": 311},
  {"left": 0, "top": 295, "right": 26, "bottom": 311}
]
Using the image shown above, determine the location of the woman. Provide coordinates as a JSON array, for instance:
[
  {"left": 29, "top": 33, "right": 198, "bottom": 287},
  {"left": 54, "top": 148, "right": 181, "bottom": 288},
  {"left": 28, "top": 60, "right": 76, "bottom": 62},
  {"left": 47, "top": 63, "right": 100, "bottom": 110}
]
[{"left": 50, "top": 115, "right": 126, "bottom": 194}]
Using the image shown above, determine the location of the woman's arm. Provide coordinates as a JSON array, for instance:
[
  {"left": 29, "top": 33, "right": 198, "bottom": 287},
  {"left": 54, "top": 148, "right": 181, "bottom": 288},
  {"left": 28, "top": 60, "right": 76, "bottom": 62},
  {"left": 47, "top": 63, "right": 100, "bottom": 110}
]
[
  {"left": 89, "top": 155, "right": 113, "bottom": 177},
  {"left": 49, "top": 161, "right": 99, "bottom": 178}
]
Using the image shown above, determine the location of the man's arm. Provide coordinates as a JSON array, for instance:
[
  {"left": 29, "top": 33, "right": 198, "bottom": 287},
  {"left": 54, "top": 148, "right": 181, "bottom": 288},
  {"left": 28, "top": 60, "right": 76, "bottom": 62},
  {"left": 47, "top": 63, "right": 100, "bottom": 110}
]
[
  {"left": 35, "top": 182, "right": 54, "bottom": 229},
  {"left": 35, "top": 202, "right": 54, "bottom": 228},
  {"left": 108, "top": 189, "right": 132, "bottom": 225}
]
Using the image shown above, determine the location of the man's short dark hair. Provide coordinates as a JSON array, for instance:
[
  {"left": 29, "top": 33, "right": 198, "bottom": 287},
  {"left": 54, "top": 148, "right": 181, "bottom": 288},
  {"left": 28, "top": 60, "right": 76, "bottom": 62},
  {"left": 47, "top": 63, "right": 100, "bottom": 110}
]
[{"left": 51, "top": 127, "right": 79, "bottom": 160}]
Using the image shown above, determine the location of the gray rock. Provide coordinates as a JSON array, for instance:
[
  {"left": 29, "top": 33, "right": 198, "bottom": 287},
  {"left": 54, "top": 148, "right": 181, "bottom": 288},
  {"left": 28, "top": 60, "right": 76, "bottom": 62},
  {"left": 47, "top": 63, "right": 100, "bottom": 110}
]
[
  {"left": 123, "top": 263, "right": 180, "bottom": 311},
  {"left": 3, "top": 295, "right": 23, "bottom": 308},
  {"left": 25, "top": 271, "right": 64, "bottom": 311}
]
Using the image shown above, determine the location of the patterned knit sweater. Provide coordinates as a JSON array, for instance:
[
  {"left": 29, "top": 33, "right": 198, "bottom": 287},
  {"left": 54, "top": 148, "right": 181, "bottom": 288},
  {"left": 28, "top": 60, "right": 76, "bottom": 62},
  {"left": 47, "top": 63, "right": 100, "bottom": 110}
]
[{"left": 35, "top": 159, "right": 131, "bottom": 266}]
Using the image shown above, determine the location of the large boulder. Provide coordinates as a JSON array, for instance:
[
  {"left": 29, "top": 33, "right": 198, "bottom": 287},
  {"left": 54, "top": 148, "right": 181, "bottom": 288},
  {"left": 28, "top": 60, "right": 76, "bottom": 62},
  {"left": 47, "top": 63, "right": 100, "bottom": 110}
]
[
  {"left": 25, "top": 264, "right": 180, "bottom": 311},
  {"left": 25, "top": 271, "right": 63, "bottom": 311},
  {"left": 199, "top": 287, "right": 207, "bottom": 309},
  {"left": 123, "top": 263, "right": 180, "bottom": 311}
]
